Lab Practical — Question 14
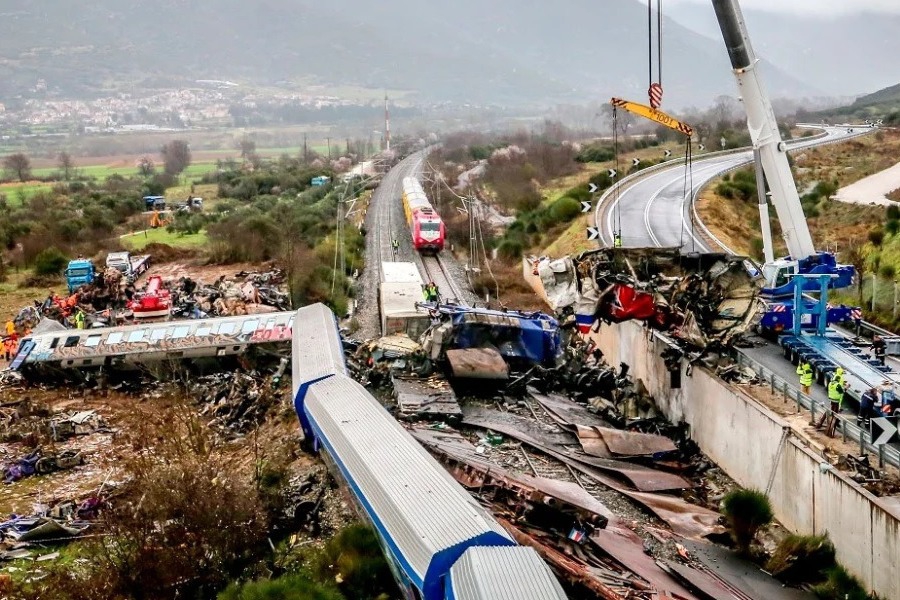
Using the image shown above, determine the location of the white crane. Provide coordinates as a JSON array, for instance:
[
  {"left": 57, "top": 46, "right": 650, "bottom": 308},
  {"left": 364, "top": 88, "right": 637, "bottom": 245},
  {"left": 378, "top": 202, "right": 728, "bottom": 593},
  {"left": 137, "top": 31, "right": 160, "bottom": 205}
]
[{"left": 710, "top": 0, "right": 853, "bottom": 295}]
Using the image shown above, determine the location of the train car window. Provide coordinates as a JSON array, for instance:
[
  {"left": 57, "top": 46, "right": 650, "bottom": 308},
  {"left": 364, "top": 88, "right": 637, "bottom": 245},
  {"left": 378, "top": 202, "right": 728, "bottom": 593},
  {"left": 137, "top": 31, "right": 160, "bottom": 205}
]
[
  {"left": 240, "top": 320, "right": 259, "bottom": 334},
  {"left": 172, "top": 325, "right": 190, "bottom": 339},
  {"left": 105, "top": 332, "right": 124, "bottom": 345},
  {"left": 49, "top": 338, "right": 60, "bottom": 349},
  {"left": 196, "top": 325, "right": 212, "bottom": 337},
  {"left": 84, "top": 335, "right": 102, "bottom": 347},
  {"left": 64, "top": 336, "right": 80, "bottom": 348},
  {"left": 219, "top": 323, "right": 236, "bottom": 335},
  {"left": 149, "top": 328, "right": 167, "bottom": 342},
  {"left": 127, "top": 330, "right": 146, "bottom": 343}
]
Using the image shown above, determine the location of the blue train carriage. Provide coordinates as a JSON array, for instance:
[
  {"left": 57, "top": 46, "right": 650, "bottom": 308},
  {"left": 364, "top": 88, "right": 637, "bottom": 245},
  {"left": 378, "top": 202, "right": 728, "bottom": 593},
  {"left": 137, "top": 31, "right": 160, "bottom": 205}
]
[{"left": 290, "top": 304, "right": 568, "bottom": 600}]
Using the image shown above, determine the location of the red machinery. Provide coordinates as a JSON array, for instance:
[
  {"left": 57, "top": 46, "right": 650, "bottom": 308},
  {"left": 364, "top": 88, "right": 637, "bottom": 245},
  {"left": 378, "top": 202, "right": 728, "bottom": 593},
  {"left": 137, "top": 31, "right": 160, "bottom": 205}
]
[
  {"left": 129, "top": 275, "right": 171, "bottom": 319},
  {"left": 401, "top": 176, "right": 445, "bottom": 253}
]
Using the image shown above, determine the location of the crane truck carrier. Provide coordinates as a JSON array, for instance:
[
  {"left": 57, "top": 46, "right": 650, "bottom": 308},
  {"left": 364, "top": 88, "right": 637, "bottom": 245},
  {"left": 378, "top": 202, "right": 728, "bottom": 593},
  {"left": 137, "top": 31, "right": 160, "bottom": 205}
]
[
  {"left": 106, "top": 252, "right": 151, "bottom": 283},
  {"left": 708, "top": 0, "right": 898, "bottom": 405}
]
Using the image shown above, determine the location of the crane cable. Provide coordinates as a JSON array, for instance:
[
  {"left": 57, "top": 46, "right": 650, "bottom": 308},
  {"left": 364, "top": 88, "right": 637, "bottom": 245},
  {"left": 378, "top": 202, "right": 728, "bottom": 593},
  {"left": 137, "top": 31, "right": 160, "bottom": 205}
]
[
  {"left": 647, "top": 0, "right": 663, "bottom": 108},
  {"left": 612, "top": 107, "right": 622, "bottom": 242},
  {"left": 678, "top": 137, "right": 696, "bottom": 253}
]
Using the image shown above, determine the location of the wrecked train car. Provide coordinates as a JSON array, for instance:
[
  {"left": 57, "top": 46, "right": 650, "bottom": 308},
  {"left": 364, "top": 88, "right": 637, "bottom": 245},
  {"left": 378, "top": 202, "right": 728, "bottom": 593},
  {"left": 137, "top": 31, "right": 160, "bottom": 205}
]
[
  {"left": 525, "top": 248, "right": 761, "bottom": 350},
  {"left": 420, "top": 304, "right": 563, "bottom": 377}
]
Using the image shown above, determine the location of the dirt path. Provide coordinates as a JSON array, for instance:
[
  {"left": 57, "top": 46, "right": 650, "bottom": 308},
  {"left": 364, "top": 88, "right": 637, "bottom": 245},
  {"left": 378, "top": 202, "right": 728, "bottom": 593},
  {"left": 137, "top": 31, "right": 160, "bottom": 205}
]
[{"left": 834, "top": 160, "right": 900, "bottom": 206}]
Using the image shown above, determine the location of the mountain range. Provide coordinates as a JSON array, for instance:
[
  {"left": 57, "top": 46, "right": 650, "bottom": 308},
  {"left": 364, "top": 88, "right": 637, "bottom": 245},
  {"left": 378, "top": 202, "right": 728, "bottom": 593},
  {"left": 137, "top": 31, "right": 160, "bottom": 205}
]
[{"left": 0, "top": 0, "right": 883, "bottom": 108}]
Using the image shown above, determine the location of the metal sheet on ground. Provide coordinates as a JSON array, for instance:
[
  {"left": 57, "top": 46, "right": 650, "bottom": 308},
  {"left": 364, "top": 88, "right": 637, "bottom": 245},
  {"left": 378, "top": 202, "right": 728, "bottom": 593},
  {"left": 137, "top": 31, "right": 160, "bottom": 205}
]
[
  {"left": 461, "top": 408, "right": 722, "bottom": 537},
  {"left": 446, "top": 347, "right": 509, "bottom": 380},
  {"left": 411, "top": 428, "right": 614, "bottom": 521},
  {"left": 391, "top": 375, "right": 461, "bottom": 420},
  {"left": 530, "top": 389, "right": 612, "bottom": 429},
  {"left": 662, "top": 561, "right": 748, "bottom": 600},
  {"left": 576, "top": 425, "right": 613, "bottom": 457},
  {"left": 590, "top": 528, "right": 699, "bottom": 600},
  {"left": 593, "top": 426, "right": 678, "bottom": 456},
  {"left": 680, "top": 540, "right": 814, "bottom": 600}
]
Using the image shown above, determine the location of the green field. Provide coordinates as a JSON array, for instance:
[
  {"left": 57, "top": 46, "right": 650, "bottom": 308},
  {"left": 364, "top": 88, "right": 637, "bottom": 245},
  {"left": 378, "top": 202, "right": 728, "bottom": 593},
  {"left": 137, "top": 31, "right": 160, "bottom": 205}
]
[
  {"left": 121, "top": 228, "right": 209, "bottom": 251},
  {"left": 0, "top": 182, "right": 55, "bottom": 205}
]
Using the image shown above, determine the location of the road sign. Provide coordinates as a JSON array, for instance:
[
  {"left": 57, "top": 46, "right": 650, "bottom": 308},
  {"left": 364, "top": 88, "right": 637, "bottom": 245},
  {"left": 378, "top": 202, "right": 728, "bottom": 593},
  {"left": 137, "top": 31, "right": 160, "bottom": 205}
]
[
  {"left": 648, "top": 83, "right": 663, "bottom": 109},
  {"left": 608, "top": 169, "right": 617, "bottom": 178},
  {"left": 872, "top": 417, "right": 899, "bottom": 446},
  {"left": 632, "top": 158, "right": 641, "bottom": 167},
  {"left": 664, "top": 149, "right": 672, "bottom": 158},
  {"left": 698, "top": 144, "right": 705, "bottom": 151},
  {"left": 588, "top": 183, "right": 598, "bottom": 193},
  {"left": 720, "top": 137, "right": 727, "bottom": 150},
  {"left": 587, "top": 227, "right": 601, "bottom": 241},
  {"left": 580, "top": 201, "right": 592, "bottom": 213}
]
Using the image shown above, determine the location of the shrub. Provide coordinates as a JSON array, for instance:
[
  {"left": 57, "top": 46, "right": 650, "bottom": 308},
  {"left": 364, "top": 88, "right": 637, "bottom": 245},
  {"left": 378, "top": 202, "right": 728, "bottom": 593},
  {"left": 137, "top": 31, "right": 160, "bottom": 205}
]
[
  {"left": 887, "top": 219, "right": 900, "bottom": 236},
  {"left": 868, "top": 227, "right": 885, "bottom": 247},
  {"left": 497, "top": 239, "right": 524, "bottom": 260},
  {"left": 33, "top": 246, "right": 69, "bottom": 276},
  {"left": 766, "top": 534, "right": 835, "bottom": 585},
  {"left": 811, "top": 565, "right": 877, "bottom": 600},
  {"left": 888, "top": 205, "right": 900, "bottom": 221},
  {"left": 549, "top": 197, "right": 581, "bottom": 223},
  {"left": 721, "top": 488, "right": 773, "bottom": 555},
  {"left": 219, "top": 574, "right": 344, "bottom": 600}
]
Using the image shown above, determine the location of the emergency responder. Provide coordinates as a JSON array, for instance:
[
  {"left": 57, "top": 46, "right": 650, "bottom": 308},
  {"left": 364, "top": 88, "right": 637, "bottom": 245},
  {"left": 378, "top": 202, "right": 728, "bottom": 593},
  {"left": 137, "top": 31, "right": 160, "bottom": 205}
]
[
  {"left": 613, "top": 232, "right": 623, "bottom": 248},
  {"left": 391, "top": 236, "right": 399, "bottom": 255},
  {"left": 817, "top": 367, "right": 846, "bottom": 436},
  {"left": 4, "top": 319, "right": 14, "bottom": 337},
  {"left": 796, "top": 360, "right": 813, "bottom": 395},
  {"left": 3, "top": 336, "right": 15, "bottom": 361},
  {"left": 871, "top": 335, "right": 886, "bottom": 365},
  {"left": 423, "top": 282, "right": 439, "bottom": 303},
  {"left": 74, "top": 309, "right": 86, "bottom": 330}
]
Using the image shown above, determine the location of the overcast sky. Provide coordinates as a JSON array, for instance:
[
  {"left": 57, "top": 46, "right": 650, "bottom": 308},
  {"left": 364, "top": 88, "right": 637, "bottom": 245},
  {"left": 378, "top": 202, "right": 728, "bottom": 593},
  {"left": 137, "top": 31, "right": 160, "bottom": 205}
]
[{"left": 664, "top": 0, "right": 900, "bottom": 16}]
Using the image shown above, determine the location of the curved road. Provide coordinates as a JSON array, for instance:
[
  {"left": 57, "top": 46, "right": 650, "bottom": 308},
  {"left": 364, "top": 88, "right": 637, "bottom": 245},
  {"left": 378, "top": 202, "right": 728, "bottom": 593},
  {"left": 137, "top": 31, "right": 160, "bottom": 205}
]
[{"left": 597, "top": 126, "right": 869, "bottom": 252}]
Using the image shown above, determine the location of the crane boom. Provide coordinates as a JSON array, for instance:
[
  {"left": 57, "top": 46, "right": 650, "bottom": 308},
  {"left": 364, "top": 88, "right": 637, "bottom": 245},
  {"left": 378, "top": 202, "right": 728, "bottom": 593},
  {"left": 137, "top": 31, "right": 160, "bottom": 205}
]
[{"left": 710, "top": 0, "right": 816, "bottom": 261}]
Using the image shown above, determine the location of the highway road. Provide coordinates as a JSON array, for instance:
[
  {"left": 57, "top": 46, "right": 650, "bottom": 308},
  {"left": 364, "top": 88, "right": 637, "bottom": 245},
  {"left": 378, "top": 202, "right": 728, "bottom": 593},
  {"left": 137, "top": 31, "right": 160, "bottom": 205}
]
[{"left": 597, "top": 125, "right": 869, "bottom": 252}]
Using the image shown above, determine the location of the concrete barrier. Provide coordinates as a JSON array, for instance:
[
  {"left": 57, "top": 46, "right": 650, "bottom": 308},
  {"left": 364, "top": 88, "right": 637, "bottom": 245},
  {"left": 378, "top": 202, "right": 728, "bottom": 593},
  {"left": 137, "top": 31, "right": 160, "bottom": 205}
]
[{"left": 590, "top": 320, "right": 900, "bottom": 598}]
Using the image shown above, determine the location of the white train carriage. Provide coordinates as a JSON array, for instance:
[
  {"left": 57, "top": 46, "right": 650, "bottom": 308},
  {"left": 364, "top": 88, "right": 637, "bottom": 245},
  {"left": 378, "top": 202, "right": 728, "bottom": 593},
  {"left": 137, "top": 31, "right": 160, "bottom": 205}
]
[{"left": 290, "top": 303, "right": 567, "bottom": 600}]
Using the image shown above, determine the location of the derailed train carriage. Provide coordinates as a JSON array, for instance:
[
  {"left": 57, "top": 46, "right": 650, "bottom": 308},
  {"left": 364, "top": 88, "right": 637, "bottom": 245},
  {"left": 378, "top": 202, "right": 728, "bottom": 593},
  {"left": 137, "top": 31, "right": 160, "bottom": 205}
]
[{"left": 291, "top": 303, "right": 567, "bottom": 600}]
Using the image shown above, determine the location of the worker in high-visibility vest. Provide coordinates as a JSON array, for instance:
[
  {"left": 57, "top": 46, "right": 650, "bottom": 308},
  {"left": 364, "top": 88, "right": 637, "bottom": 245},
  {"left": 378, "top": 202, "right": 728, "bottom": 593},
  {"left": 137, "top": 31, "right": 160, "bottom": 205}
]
[
  {"left": 613, "top": 232, "right": 623, "bottom": 248},
  {"left": 817, "top": 368, "right": 846, "bottom": 437},
  {"left": 74, "top": 309, "right": 86, "bottom": 330},
  {"left": 4, "top": 319, "right": 15, "bottom": 337},
  {"left": 796, "top": 360, "right": 813, "bottom": 395}
]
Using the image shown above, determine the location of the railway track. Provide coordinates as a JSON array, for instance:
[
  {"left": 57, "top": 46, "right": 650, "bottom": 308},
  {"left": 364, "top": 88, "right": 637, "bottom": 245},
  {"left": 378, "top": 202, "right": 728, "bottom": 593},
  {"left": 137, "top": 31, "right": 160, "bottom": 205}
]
[{"left": 421, "top": 253, "right": 466, "bottom": 305}]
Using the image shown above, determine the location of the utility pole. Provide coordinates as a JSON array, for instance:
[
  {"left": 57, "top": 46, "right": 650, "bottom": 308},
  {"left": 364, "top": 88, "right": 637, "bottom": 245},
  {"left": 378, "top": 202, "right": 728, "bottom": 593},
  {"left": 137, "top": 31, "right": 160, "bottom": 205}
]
[
  {"left": 326, "top": 137, "right": 331, "bottom": 160},
  {"left": 303, "top": 133, "right": 309, "bottom": 163},
  {"left": 384, "top": 93, "right": 391, "bottom": 152}
]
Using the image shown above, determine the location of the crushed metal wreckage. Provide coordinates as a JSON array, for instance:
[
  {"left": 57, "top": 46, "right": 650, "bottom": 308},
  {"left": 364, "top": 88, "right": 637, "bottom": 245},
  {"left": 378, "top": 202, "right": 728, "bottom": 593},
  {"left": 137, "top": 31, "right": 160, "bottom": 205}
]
[
  {"left": 0, "top": 495, "right": 103, "bottom": 561},
  {"left": 525, "top": 248, "right": 761, "bottom": 351},
  {"left": 406, "top": 386, "right": 790, "bottom": 599},
  {"left": 348, "top": 335, "right": 462, "bottom": 421}
]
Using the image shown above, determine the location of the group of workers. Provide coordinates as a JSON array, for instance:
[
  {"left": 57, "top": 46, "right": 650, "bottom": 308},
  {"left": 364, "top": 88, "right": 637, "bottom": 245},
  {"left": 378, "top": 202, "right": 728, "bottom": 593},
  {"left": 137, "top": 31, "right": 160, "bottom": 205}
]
[{"left": 798, "top": 360, "right": 897, "bottom": 437}]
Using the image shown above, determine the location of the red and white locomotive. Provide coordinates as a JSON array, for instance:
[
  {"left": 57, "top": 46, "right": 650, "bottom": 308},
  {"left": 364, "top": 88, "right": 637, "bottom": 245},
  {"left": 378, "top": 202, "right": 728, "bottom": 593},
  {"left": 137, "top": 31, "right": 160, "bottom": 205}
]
[{"left": 401, "top": 176, "right": 445, "bottom": 253}]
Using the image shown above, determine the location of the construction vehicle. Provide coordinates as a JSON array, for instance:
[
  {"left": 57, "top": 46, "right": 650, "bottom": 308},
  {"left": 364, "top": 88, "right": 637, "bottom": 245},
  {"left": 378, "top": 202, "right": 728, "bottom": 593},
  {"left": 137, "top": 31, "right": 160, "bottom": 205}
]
[
  {"left": 149, "top": 210, "right": 172, "bottom": 229},
  {"left": 143, "top": 195, "right": 166, "bottom": 211},
  {"left": 711, "top": 0, "right": 853, "bottom": 299},
  {"left": 65, "top": 259, "right": 95, "bottom": 293},
  {"left": 175, "top": 197, "right": 203, "bottom": 213},
  {"left": 129, "top": 275, "right": 171, "bottom": 319},
  {"left": 106, "top": 251, "right": 151, "bottom": 283}
]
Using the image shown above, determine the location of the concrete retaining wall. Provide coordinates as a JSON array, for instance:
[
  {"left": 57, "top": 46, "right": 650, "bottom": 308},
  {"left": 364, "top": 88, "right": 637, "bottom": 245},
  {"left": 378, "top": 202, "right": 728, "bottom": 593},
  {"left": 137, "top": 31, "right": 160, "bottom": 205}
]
[{"left": 590, "top": 320, "right": 900, "bottom": 599}]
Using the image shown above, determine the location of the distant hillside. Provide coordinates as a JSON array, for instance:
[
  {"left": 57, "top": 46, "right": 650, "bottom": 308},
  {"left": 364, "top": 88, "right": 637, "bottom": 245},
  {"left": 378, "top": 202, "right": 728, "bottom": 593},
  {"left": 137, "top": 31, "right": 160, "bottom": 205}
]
[
  {"left": 0, "top": 0, "right": 816, "bottom": 108},
  {"left": 665, "top": 3, "right": 900, "bottom": 98},
  {"left": 809, "top": 83, "right": 900, "bottom": 125}
]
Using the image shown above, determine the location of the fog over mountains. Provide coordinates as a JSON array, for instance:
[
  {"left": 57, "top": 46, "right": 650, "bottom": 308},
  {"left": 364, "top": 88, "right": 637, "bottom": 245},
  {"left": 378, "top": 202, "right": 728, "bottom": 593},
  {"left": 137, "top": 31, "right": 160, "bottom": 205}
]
[{"left": 0, "top": 0, "right": 889, "bottom": 108}]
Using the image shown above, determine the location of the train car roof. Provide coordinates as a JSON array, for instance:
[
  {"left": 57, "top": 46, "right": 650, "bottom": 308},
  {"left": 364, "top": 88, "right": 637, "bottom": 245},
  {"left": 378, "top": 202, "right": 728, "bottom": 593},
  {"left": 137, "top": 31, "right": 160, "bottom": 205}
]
[
  {"left": 303, "top": 374, "right": 514, "bottom": 595},
  {"left": 447, "top": 546, "right": 568, "bottom": 600}
]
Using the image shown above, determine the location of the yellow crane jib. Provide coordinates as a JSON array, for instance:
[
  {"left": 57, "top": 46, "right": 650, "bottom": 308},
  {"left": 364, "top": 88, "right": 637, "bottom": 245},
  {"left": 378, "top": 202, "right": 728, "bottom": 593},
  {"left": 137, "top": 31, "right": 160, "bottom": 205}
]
[{"left": 610, "top": 98, "right": 694, "bottom": 137}]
